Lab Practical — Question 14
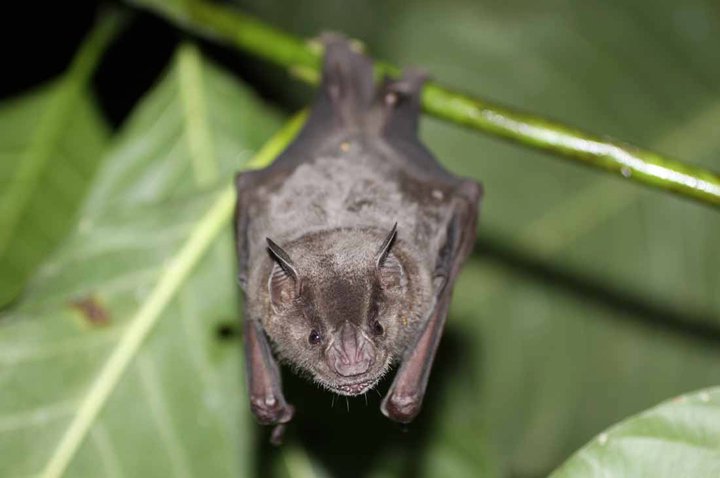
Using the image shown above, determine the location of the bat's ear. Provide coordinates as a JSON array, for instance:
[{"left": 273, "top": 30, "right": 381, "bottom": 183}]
[
  {"left": 266, "top": 238, "right": 301, "bottom": 310},
  {"left": 375, "top": 223, "right": 404, "bottom": 290}
]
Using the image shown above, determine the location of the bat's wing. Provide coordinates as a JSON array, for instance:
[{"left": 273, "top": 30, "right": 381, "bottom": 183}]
[
  {"left": 235, "top": 171, "right": 294, "bottom": 444},
  {"left": 382, "top": 179, "right": 482, "bottom": 423},
  {"left": 234, "top": 170, "right": 264, "bottom": 290},
  {"left": 370, "top": 38, "right": 482, "bottom": 423}
]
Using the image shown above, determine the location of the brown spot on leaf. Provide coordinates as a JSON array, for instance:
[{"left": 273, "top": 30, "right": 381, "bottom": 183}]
[{"left": 69, "top": 296, "right": 110, "bottom": 326}]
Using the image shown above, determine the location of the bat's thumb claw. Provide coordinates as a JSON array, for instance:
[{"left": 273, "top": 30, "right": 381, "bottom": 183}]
[
  {"left": 381, "top": 392, "right": 422, "bottom": 424},
  {"left": 250, "top": 397, "right": 295, "bottom": 425}
]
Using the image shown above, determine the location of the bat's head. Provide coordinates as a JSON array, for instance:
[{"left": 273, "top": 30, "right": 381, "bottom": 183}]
[{"left": 264, "top": 224, "right": 428, "bottom": 396}]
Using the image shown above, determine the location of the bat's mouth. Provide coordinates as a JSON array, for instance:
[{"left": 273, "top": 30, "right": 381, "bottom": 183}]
[
  {"left": 314, "top": 354, "right": 390, "bottom": 396},
  {"left": 330, "top": 377, "right": 379, "bottom": 396}
]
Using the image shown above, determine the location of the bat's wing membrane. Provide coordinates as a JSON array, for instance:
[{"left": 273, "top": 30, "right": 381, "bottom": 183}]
[
  {"left": 234, "top": 171, "right": 295, "bottom": 444},
  {"left": 382, "top": 180, "right": 482, "bottom": 422}
]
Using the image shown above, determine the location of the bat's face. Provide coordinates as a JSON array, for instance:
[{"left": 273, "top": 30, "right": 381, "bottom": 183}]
[{"left": 264, "top": 227, "right": 422, "bottom": 396}]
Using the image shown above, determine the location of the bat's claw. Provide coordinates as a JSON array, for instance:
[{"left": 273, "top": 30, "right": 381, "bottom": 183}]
[
  {"left": 270, "top": 424, "right": 288, "bottom": 446},
  {"left": 380, "top": 392, "right": 421, "bottom": 424}
]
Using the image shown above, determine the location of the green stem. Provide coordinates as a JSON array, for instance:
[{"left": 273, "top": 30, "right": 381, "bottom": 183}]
[{"left": 131, "top": 0, "right": 720, "bottom": 207}]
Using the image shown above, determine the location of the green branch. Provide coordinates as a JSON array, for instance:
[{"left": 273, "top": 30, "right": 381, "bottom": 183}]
[{"left": 130, "top": 0, "right": 720, "bottom": 208}]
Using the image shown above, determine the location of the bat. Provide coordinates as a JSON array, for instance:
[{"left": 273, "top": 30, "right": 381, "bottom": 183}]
[{"left": 234, "top": 34, "right": 482, "bottom": 443}]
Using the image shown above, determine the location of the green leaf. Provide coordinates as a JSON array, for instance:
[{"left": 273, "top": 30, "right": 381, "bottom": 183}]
[
  {"left": 0, "top": 14, "right": 121, "bottom": 308},
  {"left": 551, "top": 387, "right": 720, "bottom": 477},
  {"left": 0, "top": 43, "right": 284, "bottom": 477}
]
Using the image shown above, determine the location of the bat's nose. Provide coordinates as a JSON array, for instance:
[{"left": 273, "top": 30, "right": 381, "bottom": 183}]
[
  {"left": 330, "top": 323, "right": 374, "bottom": 377},
  {"left": 334, "top": 356, "right": 372, "bottom": 377}
]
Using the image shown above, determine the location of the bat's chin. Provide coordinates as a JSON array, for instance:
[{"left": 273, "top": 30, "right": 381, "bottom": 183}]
[
  {"left": 313, "top": 356, "right": 390, "bottom": 396},
  {"left": 330, "top": 377, "right": 380, "bottom": 396}
]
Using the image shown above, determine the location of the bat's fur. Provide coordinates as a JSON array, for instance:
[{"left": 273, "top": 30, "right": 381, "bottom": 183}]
[
  {"left": 235, "top": 34, "right": 482, "bottom": 430},
  {"left": 263, "top": 227, "right": 431, "bottom": 395}
]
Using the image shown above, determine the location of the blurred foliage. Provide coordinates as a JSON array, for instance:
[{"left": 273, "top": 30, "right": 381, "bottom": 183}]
[
  {"left": 0, "top": 83, "right": 109, "bottom": 308},
  {"left": 0, "top": 13, "right": 119, "bottom": 308},
  {"left": 1, "top": 0, "right": 719, "bottom": 476},
  {"left": 0, "top": 43, "right": 281, "bottom": 476}
]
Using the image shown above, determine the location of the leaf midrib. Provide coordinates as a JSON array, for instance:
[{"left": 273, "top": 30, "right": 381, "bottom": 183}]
[
  {"left": 40, "top": 185, "right": 236, "bottom": 478},
  {"left": 177, "top": 43, "right": 218, "bottom": 187},
  {"left": 38, "top": 109, "right": 305, "bottom": 477},
  {"left": 40, "top": 41, "right": 221, "bottom": 478}
]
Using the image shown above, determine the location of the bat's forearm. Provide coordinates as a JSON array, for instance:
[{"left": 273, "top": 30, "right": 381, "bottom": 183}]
[
  {"left": 381, "top": 292, "right": 451, "bottom": 423},
  {"left": 243, "top": 316, "right": 294, "bottom": 426}
]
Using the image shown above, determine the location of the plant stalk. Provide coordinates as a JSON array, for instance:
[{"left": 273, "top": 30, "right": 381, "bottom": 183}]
[{"left": 131, "top": 0, "right": 720, "bottom": 208}]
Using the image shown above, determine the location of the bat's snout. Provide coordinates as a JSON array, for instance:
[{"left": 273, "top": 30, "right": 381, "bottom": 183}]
[{"left": 328, "top": 322, "right": 375, "bottom": 377}]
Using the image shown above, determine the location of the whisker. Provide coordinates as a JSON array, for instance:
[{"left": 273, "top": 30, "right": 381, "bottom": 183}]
[{"left": 345, "top": 397, "right": 350, "bottom": 413}]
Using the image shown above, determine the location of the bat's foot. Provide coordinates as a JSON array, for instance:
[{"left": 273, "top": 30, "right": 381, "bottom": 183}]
[{"left": 380, "top": 392, "right": 421, "bottom": 424}]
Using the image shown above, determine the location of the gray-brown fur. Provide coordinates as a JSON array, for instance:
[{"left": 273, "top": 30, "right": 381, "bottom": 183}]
[{"left": 235, "top": 34, "right": 482, "bottom": 440}]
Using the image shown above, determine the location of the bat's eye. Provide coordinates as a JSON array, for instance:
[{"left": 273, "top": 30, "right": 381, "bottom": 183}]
[
  {"left": 371, "top": 320, "right": 384, "bottom": 336},
  {"left": 308, "top": 329, "right": 322, "bottom": 345}
]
